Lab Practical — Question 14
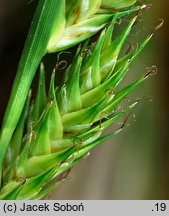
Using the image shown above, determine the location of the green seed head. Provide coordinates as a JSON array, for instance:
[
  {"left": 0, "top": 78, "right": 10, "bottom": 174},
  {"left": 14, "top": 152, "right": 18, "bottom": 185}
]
[
  {"left": 0, "top": 0, "right": 155, "bottom": 200},
  {"left": 1, "top": 13, "right": 154, "bottom": 200}
]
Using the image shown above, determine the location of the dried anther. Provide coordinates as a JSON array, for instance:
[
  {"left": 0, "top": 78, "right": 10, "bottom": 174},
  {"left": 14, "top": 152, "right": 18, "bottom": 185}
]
[
  {"left": 55, "top": 52, "right": 71, "bottom": 70},
  {"left": 140, "top": 4, "right": 152, "bottom": 10},
  {"left": 73, "top": 137, "right": 83, "bottom": 149},
  {"left": 15, "top": 177, "right": 26, "bottom": 185},
  {"left": 105, "top": 89, "right": 114, "bottom": 96},
  {"left": 116, "top": 18, "right": 122, "bottom": 25},
  {"left": 144, "top": 65, "right": 158, "bottom": 78},
  {"left": 155, "top": 18, "right": 164, "bottom": 31},
  {"left": 59, "top": 168, "right": 72, "bottom": 181},
  {"left": 55, "top": 60, "right": 68, "bottom": 70},
  {"left": 150, "top": 18, "right": 164, "bottom": 37},
  {"left": 119, "top": 113, "right": 132, "bottom": 130}
]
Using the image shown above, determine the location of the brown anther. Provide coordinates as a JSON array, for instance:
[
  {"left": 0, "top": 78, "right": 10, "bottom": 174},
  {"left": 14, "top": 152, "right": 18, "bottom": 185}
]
[
  {"left": 116, "top": 18, "right": 122, "bottom": 25},
  {"left": 140, "top": 4, "right": 152, "bottom": 11},
  {"left": 55, "top": 60, "right": 68, "bottom": 70},
  {"left": 125, "top": 42, "right": 137, "bottom": 55},
  {"left": 73, "top": 137, "right": 83, "bottom": 149},
  {"left": 155, "top": 18, "right": 164, "bottom": 31},
  {"left": 59, "top": 168, "right": 72, "bottom": 181},
  {"left": 24, "top": 130, "right": 36, "bottom": 142},
  {"left": 134, "top": 96, "right": 153, "bottom": 103},
  {"left": 120, "top": 113, "right": 132, "bottom": 130},
  {"left": 136, "top": 9, "right": 143, "bottom": 18},
  {"left": 82, "top": 47, "right": 92, "bottom": 56},
  {"left": 57, "top": 51, "right": 71, "bottom": 61},
  {"left": 15, "top": 177, "right": 26, "bottom": 185},
  {"left": 144, "top": 65, "right": 158, "bottom": 78},
  {"left": 55, "top": 51, "right": 71, "bottom": 70},
  {"left": 150, "top": 18, "right": 164, "bottom": 37},
  {"left": 105, "top": 88, "right": 114, "bottom": 96},
  {"left": 28, "top": 131, "right": 36, "bottom": 142},
  {"left": 49, "top": 100, "right": 54, "bottom": 106}
]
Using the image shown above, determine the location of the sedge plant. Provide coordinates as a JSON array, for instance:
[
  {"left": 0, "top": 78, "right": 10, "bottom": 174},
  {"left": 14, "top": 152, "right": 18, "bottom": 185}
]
[{"left": 0, "top": 0, "right": 160, "bottom": 199}]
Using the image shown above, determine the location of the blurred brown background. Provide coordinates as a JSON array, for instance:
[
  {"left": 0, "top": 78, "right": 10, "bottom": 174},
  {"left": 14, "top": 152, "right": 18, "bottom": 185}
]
[{"left": 0, "top": 0, "right": 168, "bottom": 199}]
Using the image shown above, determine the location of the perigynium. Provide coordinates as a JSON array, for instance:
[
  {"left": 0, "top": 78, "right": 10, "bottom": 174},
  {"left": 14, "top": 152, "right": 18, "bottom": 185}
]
[{"left": 0, "top": 0, "right": 160, "bottom": 199}]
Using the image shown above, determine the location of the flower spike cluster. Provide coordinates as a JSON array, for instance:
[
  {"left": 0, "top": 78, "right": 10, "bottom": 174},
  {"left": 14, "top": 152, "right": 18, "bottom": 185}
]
[{"left": 0, "top": 10, "right": 154, "bottom": 199}]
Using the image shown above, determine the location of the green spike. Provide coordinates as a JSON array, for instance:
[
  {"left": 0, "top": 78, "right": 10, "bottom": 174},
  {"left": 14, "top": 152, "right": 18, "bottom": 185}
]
[
  {"left": 127, "top": 33, "right": 154, "bottom": 66},
  {"left": 103, "top": 76, "right": 145, "bottom": 113},
  {"left": 33, "top": 181, "right": 60, "bottom": 200},
  {"left": 81, "top": 109, "right": 128, "bottom": 145},
  {"left": 0, "top": 181, "right": 22, "bottom": 200},
  {"left": 51, "top": 106, "right": 127, "bottom": 150},
  {"left": 31, "top": 63, "right": 47, "bottom": 122},
  {"left": 57, "top": 56, "right": 82, "bottom": 114},
  {"left": 16, "top": 168, "right": 55, "bottom": 200},
  {"left": 51, "top": 140, "right": 73, "bottom": 152},
  {"left": 60, "top": 41, "right": 87, "bottom": 86},
  {"left": 7, "top": 91, "right": 31, "bottom": 164},
  {"left": 100, "top": 16, "right": 137, "bottom": 81},
  {"left": 102, "top": 13, "right": 119, "bottom": 50},
  {"left": 25, "top": 146, "right": 75, "bottom": 178},
  {"left": 80, "top": 30, "right": 105, "bottom": 93},
  {"left": 15, "top": 139, "right": 32, "bottom": 178},
  {"left": 108, "top": 34, "right": 154, "bottom": 89},
  {"left": 48, "top": 72, "right": 63, "bottom": 140},
  {"left": 62, "top": 97, "right": 109, "bottom": 133},
  {"left": 71, "top": 130, "right": 119, "bottom": 161},
  {"left": 82, "top": 99, "right": 139, "bottom": 143},
  {"left": 0, "top": 0, "right": 156, "bottom": 200},
  {"left": 113, "top": 51, "right": 133, "bottom": 74},
  {"left": 30, "top": 108, "right": 51, "bottom": 157},
  {"left": 81, "top": 71, "right": 117, "bottom": 108},
  {"left": 66, "top": 56, "right": 82, "bottom": 112}
]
